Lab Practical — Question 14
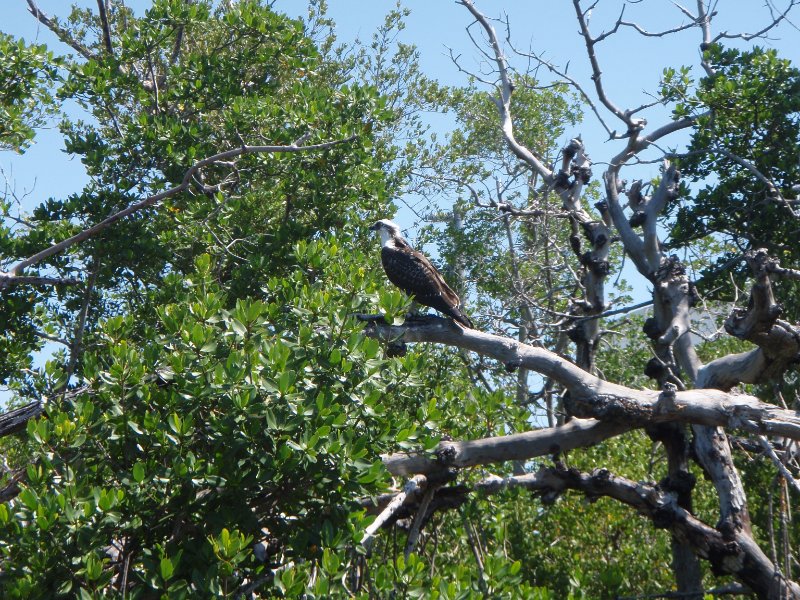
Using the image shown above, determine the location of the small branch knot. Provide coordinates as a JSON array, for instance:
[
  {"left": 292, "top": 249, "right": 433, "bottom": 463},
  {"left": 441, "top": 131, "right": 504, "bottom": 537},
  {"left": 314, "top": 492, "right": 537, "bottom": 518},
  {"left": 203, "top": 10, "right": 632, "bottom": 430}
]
[
  {"left": 563, "top": 138, "right": 583, "bottom": 158},
  {"left": 629, "top": 210, "right": 646, "bottom": 228},
  {"left": 575, "top": 165, "right": 593, "bottom": 184}
]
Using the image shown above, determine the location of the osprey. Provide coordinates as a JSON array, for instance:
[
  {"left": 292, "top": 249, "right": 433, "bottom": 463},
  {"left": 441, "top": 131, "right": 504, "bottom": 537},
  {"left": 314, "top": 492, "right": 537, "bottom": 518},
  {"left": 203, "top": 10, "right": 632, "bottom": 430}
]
[{"left": 369, "top": 219, "right": 473, "bottom": 328}]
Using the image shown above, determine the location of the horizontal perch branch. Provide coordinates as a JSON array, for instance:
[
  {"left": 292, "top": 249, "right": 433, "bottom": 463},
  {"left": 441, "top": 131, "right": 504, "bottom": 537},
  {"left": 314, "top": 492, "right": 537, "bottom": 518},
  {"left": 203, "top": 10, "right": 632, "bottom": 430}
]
[
  {"left": 363, "top": 316, "right": 800, "bottom": 441},
  {"left": 361, "top": 315, "right": 595, "bottom": 392}
]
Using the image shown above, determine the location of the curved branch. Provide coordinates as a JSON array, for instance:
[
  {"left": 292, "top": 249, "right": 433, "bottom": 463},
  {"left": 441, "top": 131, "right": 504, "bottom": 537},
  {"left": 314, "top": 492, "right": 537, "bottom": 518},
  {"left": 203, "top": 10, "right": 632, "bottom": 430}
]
[
  {"left": 0, "top": 134, "right": 356, "bottom": 287},
  {"left": 476, "top": 465, "right": 800, "bottom": 598},
  {"left": 697, "top": 249, "right": 800, "bottom": 389},
  {"left": 698, "top": 348, "right": 768, "bottom": 391},
  {"left": 362, "top": 316, "right": 800, "bottom": 440},
  {"left": 25, "top": 0, "right": 96, "bottom": 60},
  {"left": 711, "top": 0, "right": 799, "bottom": 44},
  {"left": 571, "top": 0, "right": 635, "bottom": 129},
  {"left": 716, "top": 147, "right": 799, "bottom": 218},
  {"left": 506, "top": 44, "right": 616, "bottom": 140},
  {"left": 617, "top": 18, "right": 698, "bottom": 38},
  {"left": 457, "top": 0, "right": 553, "bottom": 181},
  {"left": 363, "top": 315, "right": 594, "bottom": 393}
]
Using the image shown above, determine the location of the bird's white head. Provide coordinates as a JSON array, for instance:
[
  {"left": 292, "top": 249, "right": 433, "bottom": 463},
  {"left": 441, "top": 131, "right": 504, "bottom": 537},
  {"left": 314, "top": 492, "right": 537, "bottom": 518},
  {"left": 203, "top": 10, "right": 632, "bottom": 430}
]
[{"left": 368, "top": 219, "right": 402, "bottom": 247}]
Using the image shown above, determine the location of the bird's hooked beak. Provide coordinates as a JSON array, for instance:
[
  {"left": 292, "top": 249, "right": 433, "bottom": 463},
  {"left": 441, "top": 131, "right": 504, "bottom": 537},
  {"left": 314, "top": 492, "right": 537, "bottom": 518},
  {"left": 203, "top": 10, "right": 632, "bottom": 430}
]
[{"left": 368, "top": 222, "right": 382, "bottom": 232}]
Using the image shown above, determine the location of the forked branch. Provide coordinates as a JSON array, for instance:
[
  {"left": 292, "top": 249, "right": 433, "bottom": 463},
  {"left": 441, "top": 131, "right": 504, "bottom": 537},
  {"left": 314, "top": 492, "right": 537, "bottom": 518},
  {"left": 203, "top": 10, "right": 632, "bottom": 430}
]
[{"left": 457, "top": 0, "right": 553, "bottom": 181}]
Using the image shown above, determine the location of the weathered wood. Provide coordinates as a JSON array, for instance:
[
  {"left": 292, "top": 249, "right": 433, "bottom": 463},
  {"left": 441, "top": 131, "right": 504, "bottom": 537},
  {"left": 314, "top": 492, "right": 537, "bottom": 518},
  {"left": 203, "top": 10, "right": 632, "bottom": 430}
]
[
  {"left": 363, "top": 317, "right": 800, "bottom": 440},
  {"left": 0, "top": 401, "right": 42, "bottom": 437},
  {"left": 474, "top": 466, "right": 800, "bottom": 599},
  {"left": 382, "top": 419, "right": 630, "bottom": 476}
]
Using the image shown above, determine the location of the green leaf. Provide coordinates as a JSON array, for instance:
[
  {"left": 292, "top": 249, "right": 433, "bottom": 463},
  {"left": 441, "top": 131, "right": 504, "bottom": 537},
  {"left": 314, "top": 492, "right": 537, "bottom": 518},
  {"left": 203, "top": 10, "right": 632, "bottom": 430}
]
[
  {"left": 78, "top": 587, "right": 93, "bottom": 600},
  {"left": 231, "top": 318, "right": 247, "bottom": 336},
  {"left": 19, "top": 487, "right": 38, "bottom": 510},
  {"left": 330, "top": 348, "right": 342, "bottom": 364},
  {"left": 321, "top": 548, "right": 340, "bottom": 574},
  {"left": 278, "top": 370, "right": 296, "bottom": 394},
  {"left": 160, "top": 557, "right": 174, "bottom": 581}
]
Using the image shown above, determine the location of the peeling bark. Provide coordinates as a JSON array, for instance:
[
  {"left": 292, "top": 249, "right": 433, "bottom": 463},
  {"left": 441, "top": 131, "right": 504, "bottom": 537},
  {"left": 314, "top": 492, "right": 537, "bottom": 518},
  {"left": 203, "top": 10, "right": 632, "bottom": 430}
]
[
  {"left": 382, "top": 418, "right": 630, "bottom": 476},
  {"left": 0, "top": 401, "right": 43, "bottom": 437}
]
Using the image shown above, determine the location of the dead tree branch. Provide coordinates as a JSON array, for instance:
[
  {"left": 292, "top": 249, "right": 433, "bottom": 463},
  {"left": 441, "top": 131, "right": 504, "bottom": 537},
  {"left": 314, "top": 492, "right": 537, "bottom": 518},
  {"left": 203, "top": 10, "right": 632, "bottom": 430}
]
[
  {"left": 362, "top": 475, "right": 427, "bottom": 554},
  {"left": 361, "top": 316, "right": 800, "bottom": 440},
  {"left": 382, "top": 418, "right": 631, "bottom": 477},
  {"left": 457, "top": 0, "right": 553, "bottom": 181},
  {"left": 476, "top": 465, "right": 800, "bottom": 598}
]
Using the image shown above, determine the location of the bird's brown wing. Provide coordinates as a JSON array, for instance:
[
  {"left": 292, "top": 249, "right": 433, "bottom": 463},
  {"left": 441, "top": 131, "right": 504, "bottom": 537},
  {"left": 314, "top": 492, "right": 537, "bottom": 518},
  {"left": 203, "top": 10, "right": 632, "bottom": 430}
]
[
  {"left": 412, "top": 250, "right": 462, "bottom": 306},
  {"left": 380, "top": 244, "right": 476, "bottom": 328},
  {"left": 381, "top": 246, "right": 460, "bottom": 304}
]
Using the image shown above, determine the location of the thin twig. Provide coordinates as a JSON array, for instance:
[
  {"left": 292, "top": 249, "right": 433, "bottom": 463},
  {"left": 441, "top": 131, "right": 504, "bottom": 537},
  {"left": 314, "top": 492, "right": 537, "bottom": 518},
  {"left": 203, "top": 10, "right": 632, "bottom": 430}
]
[
  {"left": 25, "top": 0, "right": 96, "bottom": 60},
  {"left": 61, "top": 259, "right": 101, "bottom": 394},
  {"left": 457, "top": 0, "right": 553, "bottom": 181},
  {"left": 462, "top": 509, "right": 489, "bottom": 596},
  {"left": 759, "top": 436, "right": 800, "bottom": 494},
  {"left": 362, "top": 475, "right": 427, "bottom": 553},
  {"left": 404, "top": 483, "right": 437, "bottom": 559},
  {"left": 716, "top": 147, "right": 798, "bottom": 217}
]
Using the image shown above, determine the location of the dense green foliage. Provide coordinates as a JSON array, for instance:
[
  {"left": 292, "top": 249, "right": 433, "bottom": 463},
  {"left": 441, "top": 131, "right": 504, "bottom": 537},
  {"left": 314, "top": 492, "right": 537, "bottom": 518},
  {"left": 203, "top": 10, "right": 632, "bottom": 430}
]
[
  {"left": 672, "top": 45, "right": 800, "bottom": 317},
  {"left": 0, "top": 34, "right": 60, "bottom": 153},
  {"left": 2, "top": 246, "right": 447, "bottom": 597},
  {"left": 668, "top": 47, "right": 800, "bottom": 572},
  {"left": 0, "top": 2, "right": 426, "bottom": 596},
  {"left": 1, "top": 1, "right": 799, "bottom": 597}
]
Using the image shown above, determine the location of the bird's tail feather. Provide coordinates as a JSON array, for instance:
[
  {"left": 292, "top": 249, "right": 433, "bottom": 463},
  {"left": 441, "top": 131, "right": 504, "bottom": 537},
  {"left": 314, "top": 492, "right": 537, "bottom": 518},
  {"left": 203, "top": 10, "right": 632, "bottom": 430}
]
[{"left": 450, "top": 308, "right": 473, "bottom": 329}]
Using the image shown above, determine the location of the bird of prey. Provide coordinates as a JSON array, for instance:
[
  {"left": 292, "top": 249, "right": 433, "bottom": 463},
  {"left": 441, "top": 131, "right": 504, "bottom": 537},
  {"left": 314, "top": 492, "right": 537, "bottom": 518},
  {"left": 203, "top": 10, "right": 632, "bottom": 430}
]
[{"left": 369, "top": 219, "right": 473, "bottom": 328}]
